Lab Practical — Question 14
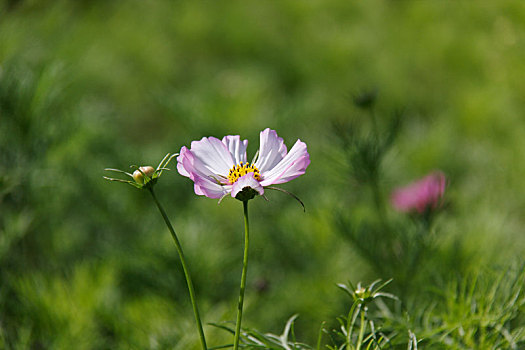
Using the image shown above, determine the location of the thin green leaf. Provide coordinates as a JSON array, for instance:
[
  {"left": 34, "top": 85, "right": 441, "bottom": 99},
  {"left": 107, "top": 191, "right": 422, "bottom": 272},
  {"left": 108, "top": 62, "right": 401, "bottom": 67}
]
[
  {"left": 316, "top": 322, "right": 325, "bottom": 350},
  {"left": 157, "top": 153, "right": 172, "bottom": 169},
  {"left": 104, "top": 168, "right": 133, "bottom": 177},
  {"left": 373, "top": 292, "right": 398, "bottom": 301},
  {"left": 157, "top": 153, "right": 178, "bottom": 176},
  {"left": 209, "top": 322, "right": 236, "bottom": 335},
  {"left": 208, "top": 345, "right": 233, "bottom": 350},
  {"left": 371, "top": 279, "right": 393, "bottom": 294},
  {"left": 217, "top": 193, "right": 229, "bottom": 204},
  {"left": 337, "top": 283, "right": 355, "bottom": 299},
  {"left": 280, "top": 314, "right": 299, "bottom": 349},
  {"left": 102, "top": 177, "right": 141, "bottom": 188},
  {"left": 265, "top": 186, "right": 305, "bottom": 212},
  {"left": 367, "top": 279, "right": 382, "bottom": 292}
]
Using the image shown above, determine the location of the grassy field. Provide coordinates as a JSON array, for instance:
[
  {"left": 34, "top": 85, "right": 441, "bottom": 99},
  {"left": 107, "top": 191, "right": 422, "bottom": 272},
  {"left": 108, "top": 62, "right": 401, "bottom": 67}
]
[{"left": 1, "top": 1, "right": 525, "bottom": 349}]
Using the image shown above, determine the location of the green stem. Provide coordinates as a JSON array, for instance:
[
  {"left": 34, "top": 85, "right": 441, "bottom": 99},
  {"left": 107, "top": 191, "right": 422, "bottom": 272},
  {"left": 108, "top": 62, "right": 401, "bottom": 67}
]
[
  {"left": 356, "top": 307, "right": 366, "bottom": 350},
  {"left": 148, "top": 188, "right": 207, "bottom": 350},
  {"left": 233, "top": 200, "right": 250, "bottom": 350},
  {"left": 345, "top": 303, "right": 359, "bottom": 350}
]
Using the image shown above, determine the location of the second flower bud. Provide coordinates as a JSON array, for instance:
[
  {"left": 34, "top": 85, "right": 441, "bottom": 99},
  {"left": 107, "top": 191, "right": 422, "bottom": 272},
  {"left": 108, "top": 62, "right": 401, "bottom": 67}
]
[{"left": 133, "top": 166, "right": 155, "bottom": 184}]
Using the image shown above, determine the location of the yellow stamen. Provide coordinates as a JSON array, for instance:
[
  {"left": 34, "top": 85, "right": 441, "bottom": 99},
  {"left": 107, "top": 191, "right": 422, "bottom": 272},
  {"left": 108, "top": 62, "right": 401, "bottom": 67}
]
[{"left": 228, "top": 161, "right": 261, "bottom": 184}]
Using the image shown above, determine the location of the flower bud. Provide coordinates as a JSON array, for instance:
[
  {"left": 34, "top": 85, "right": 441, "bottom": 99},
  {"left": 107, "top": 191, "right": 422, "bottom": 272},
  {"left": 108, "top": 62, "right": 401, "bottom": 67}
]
[
  {"left": 133, "top": 166, "right": 155, "bottom": 184},
  {"left": 355, "top": 286, "right": 367, "bottom": 299}
]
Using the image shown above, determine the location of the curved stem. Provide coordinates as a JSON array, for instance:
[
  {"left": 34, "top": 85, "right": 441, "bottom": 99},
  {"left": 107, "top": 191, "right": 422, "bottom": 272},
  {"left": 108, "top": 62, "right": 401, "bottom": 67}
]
[
  {"left": 148, "top": 188, "right": 207, "bottom": 350},
  {"left": 356, "top": 307, "right": 366, "bottom": 350},
  {"left": 233, "top": 200, "right": 250, "bottom": 350}
]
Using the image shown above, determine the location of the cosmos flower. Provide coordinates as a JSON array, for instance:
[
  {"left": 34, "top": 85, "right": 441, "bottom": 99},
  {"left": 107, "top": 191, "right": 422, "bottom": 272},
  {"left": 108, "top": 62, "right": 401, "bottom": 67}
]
[
  {"left": 391, "top": 171, "right": 446, "bottom": 214},
  {"left": 177, "top": 128, "right": 310, "bottom": 201}
]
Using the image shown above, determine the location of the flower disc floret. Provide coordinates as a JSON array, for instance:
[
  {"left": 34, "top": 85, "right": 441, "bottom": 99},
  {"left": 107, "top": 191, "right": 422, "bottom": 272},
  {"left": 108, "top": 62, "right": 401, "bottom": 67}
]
[
  {"left": 228, "top": 162, "right": 261, "bottom": 184},
  {"left": 177, "top": 128, "right": 310, "bottom": 200}
]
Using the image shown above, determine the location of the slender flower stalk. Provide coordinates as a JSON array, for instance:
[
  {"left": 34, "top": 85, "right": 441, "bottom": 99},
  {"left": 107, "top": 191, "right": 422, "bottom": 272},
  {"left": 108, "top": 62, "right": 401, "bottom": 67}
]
[
  {"left": 233, "top": 200, "right": 250, "bottom": 350},
  {"left": 345, "top": 303, "right": 358, "bottom": 349},
  {"left": 355, "top": 307, "right": 366, "bottom": 350},
  {"left": 104, "top": 154, "right": 207, "bottom": 349},
  {"left": 148, "top": 187, "right": 207, "bottom": 350}
]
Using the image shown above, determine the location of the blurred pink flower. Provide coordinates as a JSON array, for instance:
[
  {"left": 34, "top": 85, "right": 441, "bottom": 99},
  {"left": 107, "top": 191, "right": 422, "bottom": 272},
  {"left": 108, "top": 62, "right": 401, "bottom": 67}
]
[
  {"left": 391, "top": 171, "right": 446, "bottom": 213},
  {"left": 177, "top": 128, "right": 310, "bottom": 200}
]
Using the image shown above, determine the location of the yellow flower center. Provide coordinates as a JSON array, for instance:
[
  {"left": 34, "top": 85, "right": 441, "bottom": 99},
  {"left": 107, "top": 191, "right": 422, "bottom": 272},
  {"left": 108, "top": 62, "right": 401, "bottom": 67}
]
[{"left": 228, "top": 162, "right": 261, "bottom": 184}]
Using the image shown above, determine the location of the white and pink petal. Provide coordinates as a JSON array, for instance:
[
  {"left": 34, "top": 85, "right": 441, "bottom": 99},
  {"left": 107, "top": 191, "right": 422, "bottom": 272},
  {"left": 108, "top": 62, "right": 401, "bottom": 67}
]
[
  {"left": 190, "top": 137, "right": 235, "bottom": 176},
  {"left": 254, "top": 128, "right": 288, "bottom": 173},
  {"left": 193, "top": 176, "right": 230, "bottom": 199},
  {"left": 259, "top": 139, "right": 310, "bottom": 186},
  {"left": 231, "top": 173, "right": 264, "bottom": 198},
  {"left": 222, "top": 135, "right": 248, "bottom": 165},
  {"left": 178, "top": 147, "right": 215, "bottom": 182},
  {"left": 176, "top": 146, "right": 192, "bottom": 178}
]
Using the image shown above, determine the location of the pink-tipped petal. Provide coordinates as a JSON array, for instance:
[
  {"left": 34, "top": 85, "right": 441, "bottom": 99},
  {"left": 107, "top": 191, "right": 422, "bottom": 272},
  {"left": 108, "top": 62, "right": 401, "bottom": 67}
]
[
  {"left": 180, "top": 148, "right": 210, "bottom": 181},
  {"left": 177, "top": 146, "right": 191, "bottom": 178},
  {"left": 222, "top": 135, "right": 248, "bottom": 165},
  {"left": 193, "top": 176, "right": 230, "bottom": 199},
  {"left": 254, "top": 128, "right": 288, "bottom": 172},
  {"left": 231, "top": 173, "right": 264, "bottom": 198},
  {"left": 259, "top": 139, "right": 310, "bottom": 186},
  {"left": 190, "top": 136, "right": 235, "bottom": 175},
  {"left": 262, "top": 155, "right": 310, "bottom": 186},
  {"left": 177, "top": 145, "right": 230, "bottom": 198}
]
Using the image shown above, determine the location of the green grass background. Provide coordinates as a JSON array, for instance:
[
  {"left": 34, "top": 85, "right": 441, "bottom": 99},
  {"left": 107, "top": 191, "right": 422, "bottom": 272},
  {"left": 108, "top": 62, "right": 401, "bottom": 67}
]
[{"left": 1, "top": 0, "right": 525, "bottom": 348}]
